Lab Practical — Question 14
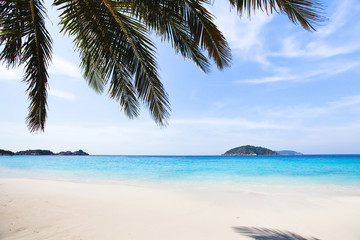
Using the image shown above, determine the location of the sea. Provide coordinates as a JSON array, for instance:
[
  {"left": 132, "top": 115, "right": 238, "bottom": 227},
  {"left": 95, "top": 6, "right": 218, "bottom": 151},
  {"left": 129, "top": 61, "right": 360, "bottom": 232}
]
[{"left": 0, "top": 155, "right": 360, "bottom": 187}]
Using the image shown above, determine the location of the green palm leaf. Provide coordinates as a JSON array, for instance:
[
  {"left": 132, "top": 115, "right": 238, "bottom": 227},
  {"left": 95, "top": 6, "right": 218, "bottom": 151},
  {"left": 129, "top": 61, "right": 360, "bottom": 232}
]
[
  {"left": 0, "top": 1, "right": 24, "bottom": 67},
  {"left": 0, "top": 0, "right": 52, "bottom": 132},
  {"left": 123, "top": 0, "right": 231, "bottom": 71},
  {"left": 55, "top": 0, "right": 169, "bottom": 124},
  {"left": 229, "top": 0, "right": 325, "bottom": 31},
  {"left": 182, "top": 0, "right": 232, "bottom": 69}
]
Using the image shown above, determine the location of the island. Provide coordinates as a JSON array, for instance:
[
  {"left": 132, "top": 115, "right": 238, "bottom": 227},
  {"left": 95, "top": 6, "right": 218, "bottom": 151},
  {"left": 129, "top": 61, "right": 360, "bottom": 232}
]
[
  {"left": 0, "top": 149, "right": 89, "bottom": 156},
  {"left": 276, "top": 150, "right": 303, "bottom": 155},
  {"left": 58, "top": 150, "right": 89, "bottom": 156},
  {"left": 15, "top": 149, "right": 54, "bottom": 155},
  {"left": 0, "top": 149, "right": 15, "bottom": 156},
  {"left": 223, "top": 145, "right": 279, "bottom": 156}
]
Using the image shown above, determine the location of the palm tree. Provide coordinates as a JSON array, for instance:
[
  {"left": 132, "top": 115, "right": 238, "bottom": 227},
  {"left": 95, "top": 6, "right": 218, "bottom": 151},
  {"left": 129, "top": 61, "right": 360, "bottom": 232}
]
[{"left": 0, "top": 0, "right": 324, "bottom": 132}]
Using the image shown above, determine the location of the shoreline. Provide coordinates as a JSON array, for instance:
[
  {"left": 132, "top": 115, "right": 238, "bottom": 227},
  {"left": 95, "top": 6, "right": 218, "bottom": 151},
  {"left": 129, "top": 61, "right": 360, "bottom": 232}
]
[{"left": 1, "top": 178, "right": 360, "bottom": 240}]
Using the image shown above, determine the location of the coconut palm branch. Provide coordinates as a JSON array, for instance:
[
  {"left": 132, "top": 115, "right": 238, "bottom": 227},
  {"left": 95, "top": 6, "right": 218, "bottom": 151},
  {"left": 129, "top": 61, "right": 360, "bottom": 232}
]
[
  {"left": 122, "top": 0, "right": 232, "bottom": 71},
  {"left": 1, "top": 0, "right": 324, "bottom": 131},
  {"left": 228, "top": 0, "right": 325, "bottom": 31},
  {"left": 1, "top": 0, "right": 52, "bottom": 132}
]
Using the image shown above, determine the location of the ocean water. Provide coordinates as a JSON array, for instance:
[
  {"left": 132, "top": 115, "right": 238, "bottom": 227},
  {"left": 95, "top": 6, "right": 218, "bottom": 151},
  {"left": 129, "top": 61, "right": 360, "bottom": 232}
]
[{"left": 0, "top": 155, "right": 360, "bottom": 187}]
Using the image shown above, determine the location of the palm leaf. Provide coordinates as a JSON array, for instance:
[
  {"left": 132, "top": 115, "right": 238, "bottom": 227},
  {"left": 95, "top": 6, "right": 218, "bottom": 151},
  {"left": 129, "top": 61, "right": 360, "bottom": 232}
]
[
  {"left": 123, "top": 0, "right": 231, "bottom": 71},
  {"left": 0, "top": 0, "right": 52, "bottom": 132},
  {"left": 55, "top": 0, "right": 141, "bottom": 119},
  {"left": 182, "top": 0, "right": 232, "bottom": 69},
  {"left": 0, "top": 1, "right": 24, "bottom": 67},
  {"left": 54, "top": 0, "right": 169, "bottom": 124},
  {"left": 120, "top": 0, "right": 211, "bottom": 72},
  {"left": 102, "top": 2, "right": 170, "bottom": 124},
  {"left": 228, "top": 0, "right": 325, "bottom": 31}
]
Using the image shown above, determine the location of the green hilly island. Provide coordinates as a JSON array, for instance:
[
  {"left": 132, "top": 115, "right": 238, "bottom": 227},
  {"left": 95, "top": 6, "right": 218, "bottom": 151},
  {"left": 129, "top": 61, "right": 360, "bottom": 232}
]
[
  {"left": 223, "top": 145, "right": 279, "bottom": 156},
  {"left": 0, "top": 149, "right": 89, "bottom": 156}
]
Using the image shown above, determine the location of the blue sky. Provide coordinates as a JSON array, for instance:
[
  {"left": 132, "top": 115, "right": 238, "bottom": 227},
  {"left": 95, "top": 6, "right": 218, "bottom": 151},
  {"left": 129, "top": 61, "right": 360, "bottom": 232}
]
[{"left": 1, "top": 0, "right": 360, "bottom": 155}]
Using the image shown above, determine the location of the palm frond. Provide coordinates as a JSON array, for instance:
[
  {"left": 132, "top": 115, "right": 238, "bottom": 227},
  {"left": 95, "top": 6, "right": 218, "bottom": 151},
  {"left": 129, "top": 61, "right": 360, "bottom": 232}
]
[
  {"left": 122, "top": 0, "right": 231, "bottom": 71},
  {"left": 54, "top": 0, "right": 169, "bottom": 124},
  {"left": 0, "top": 1, "right": 25, "bottom": 67},
  {"left": 120, "top": 0, "right": 211, "bottom": 72},
  {"left": 102, "top": 1, "right": 169, "bottom": 124},
  {"left": 109, "top": 69, "right": 140, "bottom": 118},
  {"left": 0, "top": 0, "right": 52, "bottom": 132},
  {"left": 228, "top": 0, "right": 325, "bottom": 31},
  {"left": 55, "top": 0, "right": 140, "bottom": 118},
  {"left": 182, "top": 0, "right": 231, "bottom": 69},
  {"left": 276, "top": 0, "right": 326, "bottom": 31}
]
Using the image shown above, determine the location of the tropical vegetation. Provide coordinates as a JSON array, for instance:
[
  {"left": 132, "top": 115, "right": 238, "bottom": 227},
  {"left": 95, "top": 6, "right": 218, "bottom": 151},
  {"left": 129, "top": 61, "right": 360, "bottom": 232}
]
[
  {"left": 223, "top": 145, "right": 278, "bottom": 155},
  {"left": 0, "top": 0, "right": 325, "bottom": 132},
  {"left": 0, "top": 149, "right": 15, "bottom": 155},
  {"left": 0, "top": 148, "right": 89, "bottom": 155}
]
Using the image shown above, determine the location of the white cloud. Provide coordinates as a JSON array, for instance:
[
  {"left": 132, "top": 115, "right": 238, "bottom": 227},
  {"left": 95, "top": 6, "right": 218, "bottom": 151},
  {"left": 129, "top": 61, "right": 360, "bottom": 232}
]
[
  {"left": 0, "top": 55, "right": 81, "bottom": 82},
  {"left": 170, "top": 117, "right": 292, "bottom": 130},
  {"left": 264, "top": 94, "right": 360, "bottom": 120},
  {"left": 316, "top": 0, "right": 350, "bottom": 38},
  {"left": 238, "top": 60, "right": 360, "bottom": 84},
  {"left": 275, "top": 37, "right": 360, "bottom": 59},
  {"left": 209, "top": 2, "right": 273, "bottom": 64},
  {"left": 273, "top": 0, "right": 360, "bottom": 60},
  {"left": 239, "top": 75, "right": 297, "bottom": 84},
  {"left": 49, "top": 55, "right": 81, "bottom": 79},
  {"left": 209, "top": 0, "right": 360, "bottom": 67},
  {"left": 49, "top": 88, "right": 76, "bottom": 100},
  {"left": 0, "top": 64, "right": 23, "bottom": 81},
  {"left": 328, "top": 95, "right": 360, "bottom": 109}
]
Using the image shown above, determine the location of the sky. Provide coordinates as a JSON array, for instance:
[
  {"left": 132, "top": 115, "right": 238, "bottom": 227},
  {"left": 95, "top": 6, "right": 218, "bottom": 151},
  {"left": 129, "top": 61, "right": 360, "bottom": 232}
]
[{"left": 1, "top": 0, "right": 360, "bottom": 155}]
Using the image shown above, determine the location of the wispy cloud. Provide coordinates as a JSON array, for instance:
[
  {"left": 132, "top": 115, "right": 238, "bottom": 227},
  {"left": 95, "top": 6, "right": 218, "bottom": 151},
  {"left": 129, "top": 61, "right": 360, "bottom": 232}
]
[
  {"left": 209, "top": 2, "right": 274, "bottom": 64},
  {"left": 328, "top": 95, "right": 360, "bottom": 109},
  {"left": 264, "top": 94, "right": 360, "bottom": 119},
  {"left": 0, "top": 55, "right": 81, "bottom": 82},
  {"left": 49, "top": 55, "right": 81, "bottom": 79},
  {"left": 273, "top": 36, "right": 360, "bottom": 59},
  {"left": 317, "top": 0, "right": 350, "bottom": 38},
  {"left": 170, "top": 117, "right": 292, "bottom": 130},
  {"left": 49, "top": 88, "right": 76, "bottom": 100},
  {"left": 272, "top": 0, "right": 360, "bottom": 60},
  {"left": 0, "top": 64, "right": 23, "bottom": 81},
  {"left": 238, "top": 60, "right": 360, "bottom": 84}
]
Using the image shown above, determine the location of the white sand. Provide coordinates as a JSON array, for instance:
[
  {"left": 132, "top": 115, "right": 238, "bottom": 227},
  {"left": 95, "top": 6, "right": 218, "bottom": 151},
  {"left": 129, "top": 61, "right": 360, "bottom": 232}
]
[{"left": 1, "top": 178, "right": 360, "bottom": 240}]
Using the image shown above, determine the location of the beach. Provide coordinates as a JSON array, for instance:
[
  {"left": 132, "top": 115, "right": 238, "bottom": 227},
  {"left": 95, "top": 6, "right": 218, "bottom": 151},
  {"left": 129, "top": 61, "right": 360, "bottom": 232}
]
[{"left": 1, "top": 178, "right": 360, "bottom": 240}]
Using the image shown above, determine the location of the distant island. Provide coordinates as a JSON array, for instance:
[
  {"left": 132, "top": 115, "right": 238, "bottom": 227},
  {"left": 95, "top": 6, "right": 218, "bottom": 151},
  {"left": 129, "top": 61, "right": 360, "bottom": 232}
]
[
  {"left": 0, "top": 149, "right": 15, "bottom": 156},
  {"left": 58, "top": 150, "right": 89, "bottom": 156},
  {"left": 0, "top": 149, "right": 89, "bottom": 156},
  {"left": 276, "top": 150, "right": 303, "bottom": 155},
  {"left": 223, "top": 145, "right": 279, "bottom": 156}
]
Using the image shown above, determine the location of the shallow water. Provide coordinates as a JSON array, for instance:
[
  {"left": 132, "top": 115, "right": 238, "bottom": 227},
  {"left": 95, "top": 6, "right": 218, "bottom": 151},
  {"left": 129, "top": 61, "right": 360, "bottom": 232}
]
[{"left": 1, "top": 155, "right": 360, "bottom": 187}]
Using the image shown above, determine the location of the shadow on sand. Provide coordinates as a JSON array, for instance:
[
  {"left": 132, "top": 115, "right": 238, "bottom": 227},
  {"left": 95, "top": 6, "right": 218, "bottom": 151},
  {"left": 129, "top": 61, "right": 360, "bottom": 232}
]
[{"left": 233, "top": 226, "right": 320, "bottom": 240}]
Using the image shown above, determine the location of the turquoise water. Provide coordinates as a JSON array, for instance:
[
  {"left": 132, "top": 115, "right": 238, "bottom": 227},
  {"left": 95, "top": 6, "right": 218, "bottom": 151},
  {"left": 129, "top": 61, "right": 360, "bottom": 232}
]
[{"left": 1, "top": 155, "right": 360, "bottom": 186}]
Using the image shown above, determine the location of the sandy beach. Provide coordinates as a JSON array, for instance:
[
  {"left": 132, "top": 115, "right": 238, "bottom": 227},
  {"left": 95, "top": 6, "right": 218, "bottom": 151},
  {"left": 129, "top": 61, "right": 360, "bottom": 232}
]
[{"left": 1, "top": 178, "right": 360, "bottom": 240}]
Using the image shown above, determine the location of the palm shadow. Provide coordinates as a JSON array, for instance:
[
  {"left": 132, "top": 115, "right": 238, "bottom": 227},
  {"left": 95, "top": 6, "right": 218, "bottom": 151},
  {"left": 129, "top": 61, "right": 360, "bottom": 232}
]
[{"left": 233, "top": 226, "right": 320, "bottom": 240}]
